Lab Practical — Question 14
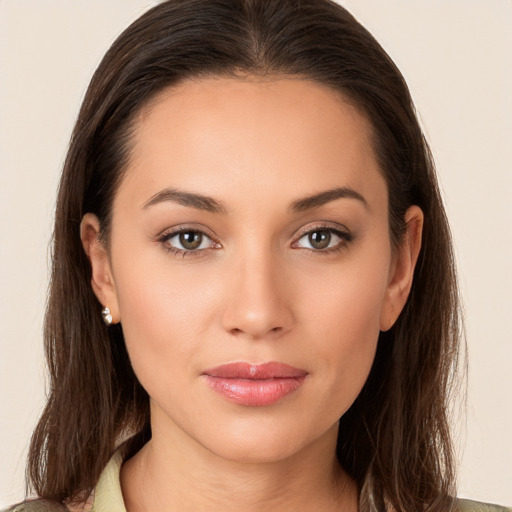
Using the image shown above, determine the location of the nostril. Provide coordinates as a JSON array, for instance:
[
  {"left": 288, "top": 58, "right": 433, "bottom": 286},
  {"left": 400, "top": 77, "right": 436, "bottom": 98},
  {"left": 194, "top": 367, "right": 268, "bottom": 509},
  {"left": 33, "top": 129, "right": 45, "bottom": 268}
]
[{"left": 228, "top": 325, "right": 285, "bottom": 339}]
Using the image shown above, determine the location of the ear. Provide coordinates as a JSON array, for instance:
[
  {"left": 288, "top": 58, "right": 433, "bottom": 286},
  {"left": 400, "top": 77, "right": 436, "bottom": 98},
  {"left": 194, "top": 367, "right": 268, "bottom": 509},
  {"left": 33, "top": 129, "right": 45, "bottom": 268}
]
[
  {"left": 380, "top": 205, "right": 423, "bottom": 332},
  {"left": 80, "top": 213, "right": 120, "bottom": 324}
]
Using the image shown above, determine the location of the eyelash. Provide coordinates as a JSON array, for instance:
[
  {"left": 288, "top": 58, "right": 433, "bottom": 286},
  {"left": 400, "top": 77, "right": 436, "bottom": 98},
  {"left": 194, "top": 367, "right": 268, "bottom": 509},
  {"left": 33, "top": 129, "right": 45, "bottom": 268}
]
[
  {"left": 157, "top": 225, "right": 220, "bottom": 258},
  {"left": 157, "top": 224, "right": 352, "bottom": 258},
  {"left": 292, "top": 224, "right": 353, "bottom": 255}
]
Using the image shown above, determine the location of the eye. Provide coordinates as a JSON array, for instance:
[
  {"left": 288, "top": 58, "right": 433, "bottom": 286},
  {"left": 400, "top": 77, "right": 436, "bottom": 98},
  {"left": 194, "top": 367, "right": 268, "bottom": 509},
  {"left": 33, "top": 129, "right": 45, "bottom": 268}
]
[
  {"left": 294, "top": 227, "right": 350, "bottom": 252},
  {"left": 160, "top": 228, "right": 218, "bottom": 254}
]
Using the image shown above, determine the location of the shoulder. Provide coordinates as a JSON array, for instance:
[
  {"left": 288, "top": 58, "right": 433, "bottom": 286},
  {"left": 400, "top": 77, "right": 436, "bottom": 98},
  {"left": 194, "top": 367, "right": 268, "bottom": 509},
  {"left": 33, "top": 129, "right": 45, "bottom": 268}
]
[
  {"left": 455, "top": 498, "right": 512, "bottom": 512},
  {"left": 3, "top": 500, "right": 69, "bottom": 512}
]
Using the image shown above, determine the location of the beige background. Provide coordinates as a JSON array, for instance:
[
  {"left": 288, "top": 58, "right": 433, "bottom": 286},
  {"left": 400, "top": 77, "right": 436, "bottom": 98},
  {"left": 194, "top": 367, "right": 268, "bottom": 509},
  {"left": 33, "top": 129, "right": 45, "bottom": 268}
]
[{"left": 1, "top": 0, "right": 511, "bottom": 507}]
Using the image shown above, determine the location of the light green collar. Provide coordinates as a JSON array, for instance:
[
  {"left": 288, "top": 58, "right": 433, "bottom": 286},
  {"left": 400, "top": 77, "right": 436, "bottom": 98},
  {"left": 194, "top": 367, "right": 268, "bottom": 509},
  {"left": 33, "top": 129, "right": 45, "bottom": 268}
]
[{"left": 90, "top": 449, "right": 126, "bottom": 512}]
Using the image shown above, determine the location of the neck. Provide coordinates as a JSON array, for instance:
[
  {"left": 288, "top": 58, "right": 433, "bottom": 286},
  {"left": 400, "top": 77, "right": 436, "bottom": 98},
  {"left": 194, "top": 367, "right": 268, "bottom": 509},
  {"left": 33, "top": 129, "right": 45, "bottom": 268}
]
[{"left": 120, "top": 412, "right": 358, "bottom": 512}]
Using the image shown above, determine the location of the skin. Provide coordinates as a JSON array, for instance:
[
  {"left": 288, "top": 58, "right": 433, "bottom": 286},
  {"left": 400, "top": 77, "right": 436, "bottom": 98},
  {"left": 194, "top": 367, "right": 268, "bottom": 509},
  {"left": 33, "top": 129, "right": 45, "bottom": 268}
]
[{"left": 81, "top": 77, "right": 423, "bottom": 512}]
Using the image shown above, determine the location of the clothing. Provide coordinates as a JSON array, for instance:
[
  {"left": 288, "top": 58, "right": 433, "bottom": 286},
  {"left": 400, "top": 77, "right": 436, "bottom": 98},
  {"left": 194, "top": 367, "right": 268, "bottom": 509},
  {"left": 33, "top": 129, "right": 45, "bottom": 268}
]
[
  {"left": 6, "top": 451, "right": 512, "bottom": 511},
  {"left": 89, "top": 449, "right": 124, "bottom": 512}
]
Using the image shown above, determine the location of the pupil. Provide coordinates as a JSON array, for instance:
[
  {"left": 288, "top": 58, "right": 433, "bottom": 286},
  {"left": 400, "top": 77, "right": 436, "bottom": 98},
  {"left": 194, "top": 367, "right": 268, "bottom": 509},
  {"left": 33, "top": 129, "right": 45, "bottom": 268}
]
[
  {"left": 179, "top": 231, "right": 202, "bottom": 250},
  {"left": 309, "top": 230, "right": 331, "bottom": 249}
]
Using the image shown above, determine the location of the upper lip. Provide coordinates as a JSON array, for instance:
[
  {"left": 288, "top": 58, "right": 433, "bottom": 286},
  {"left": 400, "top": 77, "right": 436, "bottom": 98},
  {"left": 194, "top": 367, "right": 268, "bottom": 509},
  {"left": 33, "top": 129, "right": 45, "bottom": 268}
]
[{"left": 203, "top": 361, "right": 308, "bottom": 379}]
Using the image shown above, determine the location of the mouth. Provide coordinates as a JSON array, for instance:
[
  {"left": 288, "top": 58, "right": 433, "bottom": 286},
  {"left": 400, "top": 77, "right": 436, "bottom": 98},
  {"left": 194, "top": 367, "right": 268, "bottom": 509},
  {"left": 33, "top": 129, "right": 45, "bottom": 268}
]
[{"left": 202, "top": 362, "right": 308, "bottom": 407}]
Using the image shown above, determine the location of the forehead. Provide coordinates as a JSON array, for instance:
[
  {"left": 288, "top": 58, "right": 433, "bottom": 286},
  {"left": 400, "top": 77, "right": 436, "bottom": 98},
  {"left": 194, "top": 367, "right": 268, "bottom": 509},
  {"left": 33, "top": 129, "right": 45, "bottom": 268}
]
[{"left": 119, "top": 76, "right": 385, "bottom": 211}]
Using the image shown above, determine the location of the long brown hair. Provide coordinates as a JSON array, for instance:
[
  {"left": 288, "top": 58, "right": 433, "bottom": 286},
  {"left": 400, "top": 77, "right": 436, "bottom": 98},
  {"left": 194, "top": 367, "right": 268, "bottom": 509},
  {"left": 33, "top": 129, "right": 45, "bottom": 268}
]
[{"left": 28, "top": 1, "right": 461, "bottom": 510}]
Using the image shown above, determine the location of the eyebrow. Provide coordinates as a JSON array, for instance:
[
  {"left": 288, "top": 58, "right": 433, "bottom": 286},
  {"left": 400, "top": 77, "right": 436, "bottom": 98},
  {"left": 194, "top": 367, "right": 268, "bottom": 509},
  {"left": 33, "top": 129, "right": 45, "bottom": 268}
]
[
  {"left": 290, "top": 187, "right": 368, "bottom": 212},
  {"left": 142, "top": 188, "right": 227, "bottom": 214},
  {"left": 142, "top": 185, "right": 367, "bottom": 214}
]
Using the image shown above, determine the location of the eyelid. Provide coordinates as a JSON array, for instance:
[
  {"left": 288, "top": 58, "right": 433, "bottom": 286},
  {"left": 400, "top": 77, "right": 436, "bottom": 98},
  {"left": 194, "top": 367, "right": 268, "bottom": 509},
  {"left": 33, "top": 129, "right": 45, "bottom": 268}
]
[
  {"left": 156, "top": 223, "right": 218, "bottom": 240},
  {"left": 156, "top": 224, "right": 221, "bottom": 256},
  {"left": 155, "top": 222, "right": 352, "bottom": 257},
  {"left": 291, "top": 222, "right": 353, "bottom": 251},
  {"left": 292, "top": 222, "right": 351, "bottom": 240}
]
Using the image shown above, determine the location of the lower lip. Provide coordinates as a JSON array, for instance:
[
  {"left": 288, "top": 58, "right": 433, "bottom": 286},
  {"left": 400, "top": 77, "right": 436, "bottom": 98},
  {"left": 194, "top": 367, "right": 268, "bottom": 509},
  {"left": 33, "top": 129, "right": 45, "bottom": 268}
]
[{"left": 203, "top": 375, "right": 306, "bottom": 406}]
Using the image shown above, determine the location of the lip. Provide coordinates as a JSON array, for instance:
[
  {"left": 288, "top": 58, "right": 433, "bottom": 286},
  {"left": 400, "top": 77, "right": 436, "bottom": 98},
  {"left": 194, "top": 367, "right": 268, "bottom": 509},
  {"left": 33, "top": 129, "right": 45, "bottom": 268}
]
[{"left": 202, "top": 362, "right": 308, "bottom": 407}]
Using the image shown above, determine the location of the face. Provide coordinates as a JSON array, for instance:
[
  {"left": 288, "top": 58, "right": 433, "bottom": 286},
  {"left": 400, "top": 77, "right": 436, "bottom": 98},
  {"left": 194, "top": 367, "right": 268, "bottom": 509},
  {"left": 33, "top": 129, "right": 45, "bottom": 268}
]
[{"left": 83, "top": 77, "right": 421, "bottom": 463}]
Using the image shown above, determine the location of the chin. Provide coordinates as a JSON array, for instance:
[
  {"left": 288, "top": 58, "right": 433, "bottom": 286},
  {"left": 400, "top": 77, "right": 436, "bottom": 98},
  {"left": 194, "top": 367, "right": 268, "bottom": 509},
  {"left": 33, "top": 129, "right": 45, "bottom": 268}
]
[
  {"left": 191, "top": 414, "right": 338, "bottom": 465},
  {"left": 205, "top": 434, "right": 308, "bottom": 464}
]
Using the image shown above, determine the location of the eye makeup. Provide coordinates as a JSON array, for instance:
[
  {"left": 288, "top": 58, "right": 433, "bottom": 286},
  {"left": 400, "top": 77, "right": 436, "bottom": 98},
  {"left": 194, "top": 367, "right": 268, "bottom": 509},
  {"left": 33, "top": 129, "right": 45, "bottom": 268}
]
[{"left": 156, "top": 221, "right": 354, "bottom": 259}]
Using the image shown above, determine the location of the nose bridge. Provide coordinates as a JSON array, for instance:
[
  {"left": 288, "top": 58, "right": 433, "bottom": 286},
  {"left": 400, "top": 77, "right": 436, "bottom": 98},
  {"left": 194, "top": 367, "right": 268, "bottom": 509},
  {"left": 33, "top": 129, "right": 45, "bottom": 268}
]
[{"left": 221, "top": 240, "right": 293, "bottom": 339}]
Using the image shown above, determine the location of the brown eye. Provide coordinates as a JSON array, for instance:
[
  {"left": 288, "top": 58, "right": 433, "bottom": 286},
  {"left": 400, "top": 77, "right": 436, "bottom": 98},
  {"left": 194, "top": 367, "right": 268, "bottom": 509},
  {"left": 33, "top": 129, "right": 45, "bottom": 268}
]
[
  {"left": 294, "top": 227, "right": 350, "bottom": 252},
  {"left": 179, "top": 231, "right": 203, "bottom": 250},
  {"left": 162, "top": 229, "right": 215, "bottom": 253},
  {"left": 308, "top": 230, "right": 331, "bottom": 249}
]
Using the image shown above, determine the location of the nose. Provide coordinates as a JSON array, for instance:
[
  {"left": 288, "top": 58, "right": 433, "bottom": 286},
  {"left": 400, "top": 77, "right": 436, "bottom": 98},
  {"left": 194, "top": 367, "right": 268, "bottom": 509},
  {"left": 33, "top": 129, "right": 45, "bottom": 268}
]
[{"left": 221, "top": 250, "right": 295, "bottom": 340}]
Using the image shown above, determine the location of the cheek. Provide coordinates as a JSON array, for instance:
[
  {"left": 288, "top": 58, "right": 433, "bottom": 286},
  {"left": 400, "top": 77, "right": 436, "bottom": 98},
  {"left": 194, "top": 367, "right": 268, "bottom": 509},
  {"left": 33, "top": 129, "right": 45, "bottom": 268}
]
[
  {"left": 303, "top": 245, "right": 390, "bottom": 342},
  {"left": 110, "top": 247, "right": 222, "bottom": 387},
  {"left": 297, "top": 250, "right": 391, "bottom": 413}
]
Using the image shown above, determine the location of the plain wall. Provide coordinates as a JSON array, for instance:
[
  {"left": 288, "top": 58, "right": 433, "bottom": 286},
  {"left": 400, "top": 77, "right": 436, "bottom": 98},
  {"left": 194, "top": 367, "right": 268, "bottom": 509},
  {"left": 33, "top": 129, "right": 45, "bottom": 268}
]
[{"left": 1, "top": 0, "right": 511, "bottom": 507}]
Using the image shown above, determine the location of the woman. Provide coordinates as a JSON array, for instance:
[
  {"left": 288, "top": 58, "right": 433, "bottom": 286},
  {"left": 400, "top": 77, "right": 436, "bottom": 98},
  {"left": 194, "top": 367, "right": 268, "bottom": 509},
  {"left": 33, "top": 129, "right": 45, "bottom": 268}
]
[{"left": 6, "top": 0, "right": 511, "bottom": 511}]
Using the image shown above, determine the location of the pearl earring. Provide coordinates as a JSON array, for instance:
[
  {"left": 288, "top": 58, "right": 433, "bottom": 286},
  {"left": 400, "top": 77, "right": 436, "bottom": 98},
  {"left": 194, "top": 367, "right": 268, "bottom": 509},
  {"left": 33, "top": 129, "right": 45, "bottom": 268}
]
[{"left": 102, "top": 306, "right": 113, "bottom": 326}]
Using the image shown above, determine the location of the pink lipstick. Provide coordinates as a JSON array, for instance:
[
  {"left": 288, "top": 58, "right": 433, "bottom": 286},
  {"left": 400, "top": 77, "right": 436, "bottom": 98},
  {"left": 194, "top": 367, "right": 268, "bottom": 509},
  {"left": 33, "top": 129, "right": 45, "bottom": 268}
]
[{"left": 202, "top": 362, "right": 308, "bottom": 406}]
